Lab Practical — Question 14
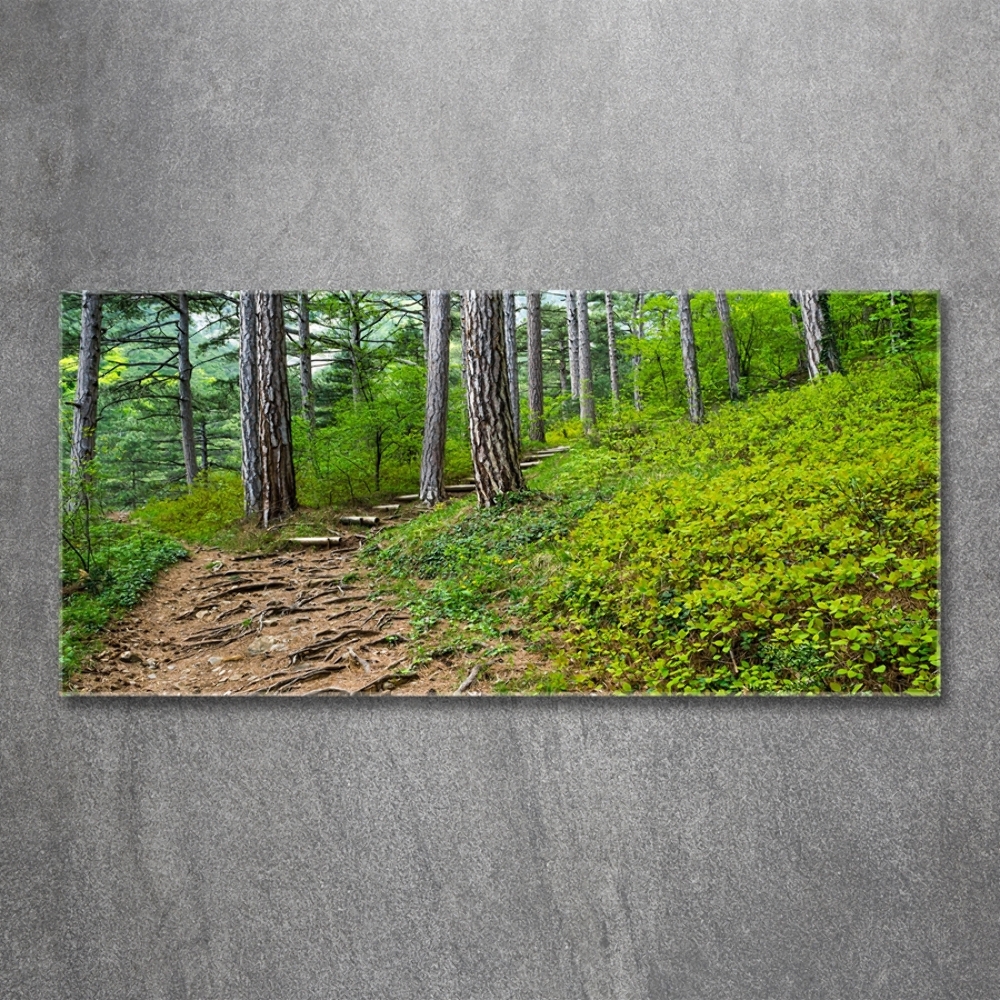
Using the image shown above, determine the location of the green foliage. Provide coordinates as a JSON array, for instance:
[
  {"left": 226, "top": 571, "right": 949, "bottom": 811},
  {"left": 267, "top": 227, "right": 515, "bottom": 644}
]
[
  {"left": 61, "top": 516, "right": 187, "bottom": 685},
  {"left": 535, "top": 359, "right": 939, "bottom": 694},
  {"left": 370, "top": 357, "right": 938, "bottom": 695},
  {"left": 135, "top": 472, "right": 245, "bottom": 544}
]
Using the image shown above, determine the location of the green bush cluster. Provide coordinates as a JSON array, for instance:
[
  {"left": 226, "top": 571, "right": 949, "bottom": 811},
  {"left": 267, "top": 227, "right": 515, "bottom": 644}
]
[
  {"left": 536, "top": 360, "right": 938, "bottom": 694},
  {"left": 61, "top": 522, "right": 187, "bottom": 684},
  {"left": 371, "top": 356, "right": 938, "bottom": 695},
  {"left": 135, "top": 472, "right": 245, "bottom": 544}
]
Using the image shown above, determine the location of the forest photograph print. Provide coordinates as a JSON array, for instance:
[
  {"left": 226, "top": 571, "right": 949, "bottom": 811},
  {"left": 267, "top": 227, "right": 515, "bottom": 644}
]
[{"left": 60, "top": 290, "right": 939, "bottom": 697}]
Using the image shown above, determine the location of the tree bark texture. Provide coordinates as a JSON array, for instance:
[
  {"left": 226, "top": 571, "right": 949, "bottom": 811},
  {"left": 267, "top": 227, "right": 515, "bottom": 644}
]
[
  {"left": 349, "top": 292, "right": 363, "bottom": 403},
  {"left": 632, "top": 291, "right": 645, "bottom": 411},
  {"left": 419, "top": 291, "right": 451, "bottom": 505},
  {"left": 70, "top": 292, "right": 103, "bottom": 482},
  {"left": 566, "top": 291, "right": 580, "bottom": 398},
  {"left": 298, "top": 291, "right": 315, "bottom": 427},
  {"left": 502, "top": 290, "right": 521, "bottom": 443},
  {"left": 238, "top": 291, "right": 261, "bottom": 518},
  {"left": 677, "top": 290, "right": 704, "bottom": 423},
  {"left": 818, "top": 292, "right": 841, "bottom": 373},
  {"left": 461, "top": 291, "right": 524, "bottom": 507},
  {"left": 576, "top": 290, "right": 596, "bottom": 431},
  {"left": 714, "top": 289, "right": 741, "bottom": 400},
  {"left": 526, "top": 291, "right": 546, "bottom": 443},
  {"left": 176, "top": 292, "right": 198, "bottom": 486},
  {"left": 254, "top": 292, "right": 297, "bottom": 526},
  {"left": 794, "top": 290, "right": 829, "bottom": 379},
  {"left": 605, "top": 291, "right": 620, "bottom": 403}
]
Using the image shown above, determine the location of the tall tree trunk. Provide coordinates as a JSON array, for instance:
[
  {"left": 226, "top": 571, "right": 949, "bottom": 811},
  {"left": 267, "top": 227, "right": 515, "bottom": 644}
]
[
  {"left": 714, "top": 289, "right": 741, "bottom": 400},
  {"left": 461, "top": 291, "right": 524, "bottom": 507},
  {"left": 239, "top": 291, "right": 262, "bottom": 518},
  {"left": 793, "top": 290, "right": 837, "bottom": 379},
  {"left": 420, "top": 291, "right": 430, "bottom": 361},
  {"left": 677, "top": 290, "right": 704, "bottom": 423},
  {"left": 298, "top": 291, "right": 315, "bottom": 428},
  {"left": 348, "top": 291, "right": 363, "bottom": 404},
  {"left": 255, "top": 292, "right": 297, "bottom": 526},
  {"left": 526, "top": 291, "right": 545, "bottom": 442},
  {"left": 502, "top": 290, "right": 521, "bottom": 444},
  {"left": 566, "top": 290, "right": 580, "bottom": 399},
  {"left": 70, "top": 292, "right": 103, "bottom": 495},
  {"left": 419, "top": 291, "right": 451, "bottom": 505},
  {"left": 818, "top": 291, "right": 840, "bottom": 373},
  {"left": 199, "top": 418, "right": 209, "bottom": 472},
  {"left": 576, "top": 290, "right": 596, "bottom": 431},
  {"left": 176, "top": 292, "right": 198, "bottom": 486},
  {"left": 605, "top": 291, "right": 620, "bottom": 404},
  {"left": 632, "top": 292, "right": 644, "bottom": 411}
]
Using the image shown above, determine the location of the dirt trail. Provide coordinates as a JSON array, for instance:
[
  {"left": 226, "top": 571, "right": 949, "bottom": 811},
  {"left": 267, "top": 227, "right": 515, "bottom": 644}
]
[{"left": 66, "top": 528, "right": 485, "bottom": 697}]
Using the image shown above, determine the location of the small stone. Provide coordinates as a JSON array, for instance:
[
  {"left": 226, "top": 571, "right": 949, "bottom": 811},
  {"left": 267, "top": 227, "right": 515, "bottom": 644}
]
[{"left": 119, "top": 651, "right": 136, "bottom": 662}]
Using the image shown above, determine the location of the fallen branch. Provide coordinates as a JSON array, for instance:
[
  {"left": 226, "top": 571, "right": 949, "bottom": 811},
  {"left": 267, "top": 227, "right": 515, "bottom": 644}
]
[
  {"left": 352, "top": 658, "right": 414, "bottom": 694},
  {"left": 287, "top": 536, "right": 342, "bottom": 547},
  {"left": 453, "top": 664, "right": 482, "bottom": 695}
]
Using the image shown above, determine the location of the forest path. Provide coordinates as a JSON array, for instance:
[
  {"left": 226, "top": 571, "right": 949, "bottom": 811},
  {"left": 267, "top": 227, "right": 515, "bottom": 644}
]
[{"left": 68, "top": 525, "right": 483, "bottom": 697}]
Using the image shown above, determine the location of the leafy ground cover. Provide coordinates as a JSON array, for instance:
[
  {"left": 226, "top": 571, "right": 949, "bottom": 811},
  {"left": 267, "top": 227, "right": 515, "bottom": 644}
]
[{"left": 366, "top": 356, "right": 939, "bottom": 695}]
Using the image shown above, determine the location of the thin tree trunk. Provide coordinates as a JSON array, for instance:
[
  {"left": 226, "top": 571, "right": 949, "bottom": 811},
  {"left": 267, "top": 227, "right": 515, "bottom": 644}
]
[
  {"left": 605, "top": 291, "right": 620, "bottom": 404},
  {"left": 566, "top": 291, "right": 580, "bottom": 399},
  {"left": 419, "top": 290, "right": 451, "bottom": 505},
  {"left": 818, "top": 292, "right": 840, "bottom": 373},
  {"left": 298, "top": 291, "right": 315, "bottom": 428},
  {"left": 239, "top": 291, "right": 261, "bottom": 518},
  {"left": 348, "top": 291, "right": 362, "bottom": 404},
  {"left": 632, "top": 292, "right": 644, "bottom": 411},
  {"left": 461, "top": 291, "right": 524, "bottom": 507},
  {"left": 420, "top": 291, "right": 430, "bottom": 361},
  {"left": 794, "top": 290, "right": 831, "bottom": 379},
  {"left": 70, "top": 292, "right": 103, "bottom": 494},
  {"left": 526, "top": 291, "right": 545, "bottom": 443},
  {"left": 255, "top": 292, "right": 297, "bottom": 526},
  {"left": 199, "top": 418, "right": 209, "bottom": 473},
  {"left": 176, "top": 292, "right": 198, "bottom": 486},
  {"left": 714, "top": 289, "right": 741, "bottom": 400},
  {"left": 576, "top": 290, "right": 596, "bottom": 431},
  {"left": 677, "top": 290, "right": 703, "bottom": 423},
  {"left": 503, "top": 290, "right": 520, "bottom": 443}
]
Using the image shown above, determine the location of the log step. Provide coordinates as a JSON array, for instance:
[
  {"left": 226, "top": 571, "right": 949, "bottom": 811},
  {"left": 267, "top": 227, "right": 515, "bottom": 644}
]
[
  {"left": 340, "top": 515, "right": 380, "bottom": 526},
  {"left": 396, "top": 494, "right": 420, "bottom": 501},
  {"left": 287, "top": 536, "right": 342, "bottom": 546},
  {"left": 372, "top": 504, "right": 400, "bottom": 513},
  {"left": 519, "top": 461, "right": 542, "bottom": 468},
  {"left": 445, "top": 484, "right": 477, "bottom": 493}
]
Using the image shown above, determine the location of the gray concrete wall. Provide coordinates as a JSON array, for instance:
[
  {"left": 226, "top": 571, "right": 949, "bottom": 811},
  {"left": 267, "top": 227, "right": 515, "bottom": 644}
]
[{"left": 2, "top": 3, "right": 995, "bottom": 997}]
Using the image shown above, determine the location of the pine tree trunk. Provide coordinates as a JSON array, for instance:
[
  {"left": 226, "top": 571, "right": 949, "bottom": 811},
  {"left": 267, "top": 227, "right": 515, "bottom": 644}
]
[
  {"left": 349, "top": 291, "right": 363, "bottom": 404},
  {"left": 461, "top": 291, "right": 524, "bottom": 507},
  {"left": 714, "top": 289, "right": 741, "bottom": 400},
  {"left": 605, "top": 291, "right": 620, "bottom": 404},
  {"left": 818, "top": 292, "right": 840, "bottom": 373},
  {"left": 576, "top": 290, "right": 596, "bottom": 431},
  {"left": 176, "top": 292, "right": 198, "bottom": 486},
  {"left": 526, "top": 291, "right": 545, "bottom": 442},
  {"left": 298, "top": 291, "right": 315, "bottom": 427},
  {"left": 255, "top": 292, "right": 297, "bottom": 526},
  {"left": 566, "top": 291, "right": 580, "bottom": 399},
  {"left": 419, "top": 290, "right": 451, "bottom": 505},
  {"left": 199, "top": 418, "right": 209, "bottom": 472},
  {"left": 239, "top": 291, "right": 262, "bottom": 518},
  {"left": 677, "top": 290, "right": 704, "bottom": 423},
  {"left": 420, "top": 291, "right": 430, "bottom": 361},
  {"left": 503, "top": 290, "right": 520, "bottom": 443},
  {"left": 632, "top": 292, "right": 644, "bottom": 411},
  {"left": 70, "top": 292, "right": 102, "bottom": 488},
  {"left": 794, "top": 290, "right": 826, "bottom": 379}
]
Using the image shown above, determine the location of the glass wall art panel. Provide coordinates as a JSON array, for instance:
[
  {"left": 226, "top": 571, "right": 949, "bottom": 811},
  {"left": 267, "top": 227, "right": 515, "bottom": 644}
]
[{"left": 59, "top": 289, "right": 939, "bottom": 696}]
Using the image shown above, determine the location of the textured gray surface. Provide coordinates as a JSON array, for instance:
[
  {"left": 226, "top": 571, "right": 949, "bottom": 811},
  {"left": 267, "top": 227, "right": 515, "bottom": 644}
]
[{"left": 1, "top": 2, "right": 996, "bottom": 997}]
